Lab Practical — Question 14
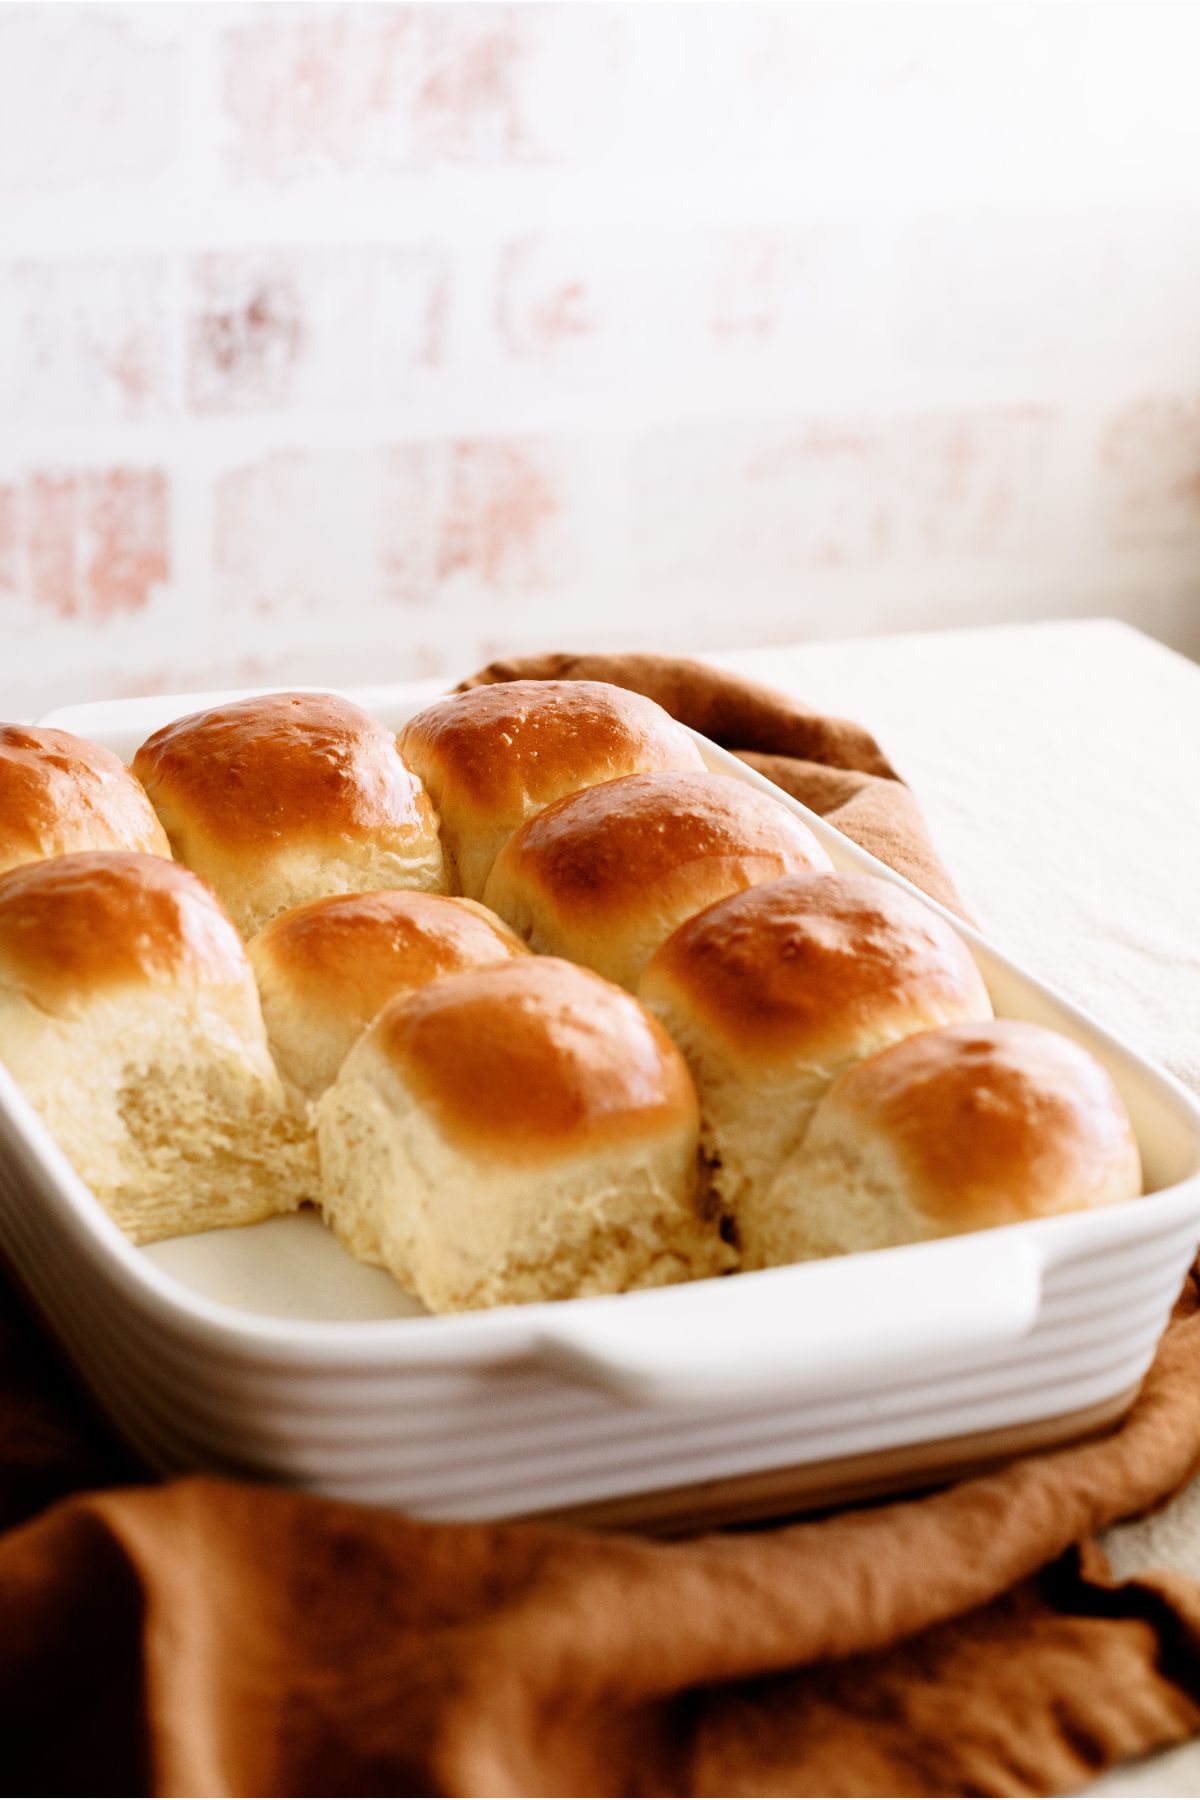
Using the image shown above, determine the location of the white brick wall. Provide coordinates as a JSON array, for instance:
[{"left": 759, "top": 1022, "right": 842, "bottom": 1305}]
[{"left": 2, "top": 2, "right": 1200, "bottom": 715}]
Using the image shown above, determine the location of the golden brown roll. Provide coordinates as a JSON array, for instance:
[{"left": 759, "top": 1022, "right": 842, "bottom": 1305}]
[
  {"left": 0, "top": 851, "right": 313, "bottom": 1242},
  {"left": 639, "top": 872, "right": 993, "bottom": 1247},
  {"left": 316, "top": 956, "right": 732, "bottom": 1313},
  {"left": 482, "top": 770, "right": 834, "bottom": 990},
  {"left": 248, "top": 890, "right": 527, "bottom": 1098},
  {"left": 0, "top": 722, "right": 170, "bottom": 874},
  {"left": 399, "top": 679, "right": 706, "bottom": 898},
  {"left": 753, "top": 1019, "right": 1142, "bottom": 1268},
  {"left": 132, "top": 691, "right": 445, "bottom": 936}
]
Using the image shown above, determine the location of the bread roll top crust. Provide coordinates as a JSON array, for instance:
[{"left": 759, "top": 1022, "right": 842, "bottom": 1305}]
[
  {"left": 0, "top": 851, "right": 249, "bottom": 1002},
  {"left": 642, "top": 872, "right": 990, "bottom": 1063},
  {"left": 491, "top": 772, "right": 832, "bottom": 919},
  {"left": 364, "top": 957, "right": 699, "bottom": 1166},
  {"left": 400, "top": 680, "right": 704, "bottom": 815},
  {"left": 0, "top": 722, "right": 169, "bottom": 870},
  {"left": 250, "top": 891, "right": 524, "bottom": 1019},
  {"left": 827, "top": 1018, "right": 1141, "bottom": 1225},
  {"left": 132, "top": 691, "right": 436, "bottom": 850}
]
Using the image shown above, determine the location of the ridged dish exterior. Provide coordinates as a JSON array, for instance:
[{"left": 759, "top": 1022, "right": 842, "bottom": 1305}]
[
  {"left": 1, "top": 687, "right": 1198, "bottom": 1525},
  {"left": 2, "top": 1115, "right": 1195, "bottom": 1521}
]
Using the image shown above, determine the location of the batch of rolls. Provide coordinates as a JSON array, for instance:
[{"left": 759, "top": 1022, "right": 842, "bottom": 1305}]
[{"left": 0, "top": 679, "right": 1142, "bottom": 1315}]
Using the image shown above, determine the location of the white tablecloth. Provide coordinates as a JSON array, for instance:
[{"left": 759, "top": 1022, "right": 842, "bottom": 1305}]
[{"left": 708, "top": 618, "right": 1200, "bottom": 1796}]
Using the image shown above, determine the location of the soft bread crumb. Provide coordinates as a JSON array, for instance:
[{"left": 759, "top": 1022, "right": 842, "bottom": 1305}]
[
  {"left": 0, "top": 975, "right": 316, "bottom": 1246},
  {"left": 115, "top": 1059, "right": 316, "bottom": 1242},
  {"left": 316, "top": 1063, "right": 733, "bottom": 1315},
  {"left": 642, "top": 987, "right": 835, "bottom": 1220},
  {"left": 742, "top": 1134, "right": 923, "bottom": 1268}
]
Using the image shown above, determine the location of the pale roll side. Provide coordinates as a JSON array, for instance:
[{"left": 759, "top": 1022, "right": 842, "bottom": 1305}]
[
  {"left": 0, "top": 851, "right": 314, "bottom": 1242},
  {"left": 316, "top": 956, "right": 732, "bottom": 1313}
]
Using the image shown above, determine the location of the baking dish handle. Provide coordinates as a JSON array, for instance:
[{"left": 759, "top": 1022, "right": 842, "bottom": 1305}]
[{"left": 533, "top": 1231, "right": 1044, "bottom": 1406}]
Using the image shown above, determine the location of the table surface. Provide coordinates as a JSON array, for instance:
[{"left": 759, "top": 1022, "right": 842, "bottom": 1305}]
[{"left": 712, "top": 617, "right": 1200, "bottom": 1797}]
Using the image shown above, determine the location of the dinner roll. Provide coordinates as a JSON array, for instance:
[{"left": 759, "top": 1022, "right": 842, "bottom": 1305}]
[
  {"left": 248, "top": 890, "right": 527, "bottom": 1099},
  {"left": 0, "top": 723, "right": 170, "bottom": 874},
  {"left": 0, "top": 852, "right": 313, "bottom": 1242},
  {"left": 316, "top": 956, "right": 732, "bottom": 1313},
  {"left": 482, "top": 771, "right": 834, "bottom": 990},
  {"left": 399, "top": 679, "right": 706, "bottom": 898},
  {"left": 751, "top": 1019, "right": 1142, "bottom": 1269},
  {"left": 132, "top": 691, "right": 445, "bottom": 936},
  {"left": 639, "top": 873, "right": 993, "bottom": 1242}
]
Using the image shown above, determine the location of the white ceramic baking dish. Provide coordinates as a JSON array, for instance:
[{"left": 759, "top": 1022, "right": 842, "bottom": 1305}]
[{"left": 1, "top": 681, "right": 1197, "bottom": 1531}]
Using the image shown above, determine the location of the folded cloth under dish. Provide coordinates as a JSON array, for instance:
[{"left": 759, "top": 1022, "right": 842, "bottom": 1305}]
[{"left": 2, "top": 650, "right": 1200, "bottom": 1798}]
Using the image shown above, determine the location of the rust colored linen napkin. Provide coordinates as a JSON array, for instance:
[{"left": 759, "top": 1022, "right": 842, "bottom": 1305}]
[
  {"left": 457, "top": 650, "right": 969, "bottom": 918},
  {"left": 3, "top": 651, "right": 1200, "bottom": 1799}
]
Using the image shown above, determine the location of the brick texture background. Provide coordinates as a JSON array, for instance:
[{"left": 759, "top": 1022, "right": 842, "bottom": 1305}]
[{"left": 2, "top": 2, "right": 1200, "bottom": 714}]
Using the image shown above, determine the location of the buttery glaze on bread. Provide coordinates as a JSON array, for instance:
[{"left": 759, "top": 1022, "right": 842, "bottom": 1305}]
[
  {"left": 248, "top": 890, "right": 527, "bottom": 1098},
  {"left": 316, "top": 956, "right": 732, "bottom": 1312},
  {"left": 756, "top": 1018, "right": 1142, "bottom": 1267},
  {"left": 399, "top": 679, "right": 706, "bottom": 898},
  {"left": 638, "top": 872, "right": 993, "bottom": 1245},
  {"left": 0, "top": 852, "right": 313, "bottom": 1241},
  {"left": 482, "top": 770, "right": 834, "bottom": 989},
  {"left": 132, "top": 691, "right": 445, "bottom": 935},
  {"left": 0, "top": 723, "right": 170, "bottom": 874}
]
